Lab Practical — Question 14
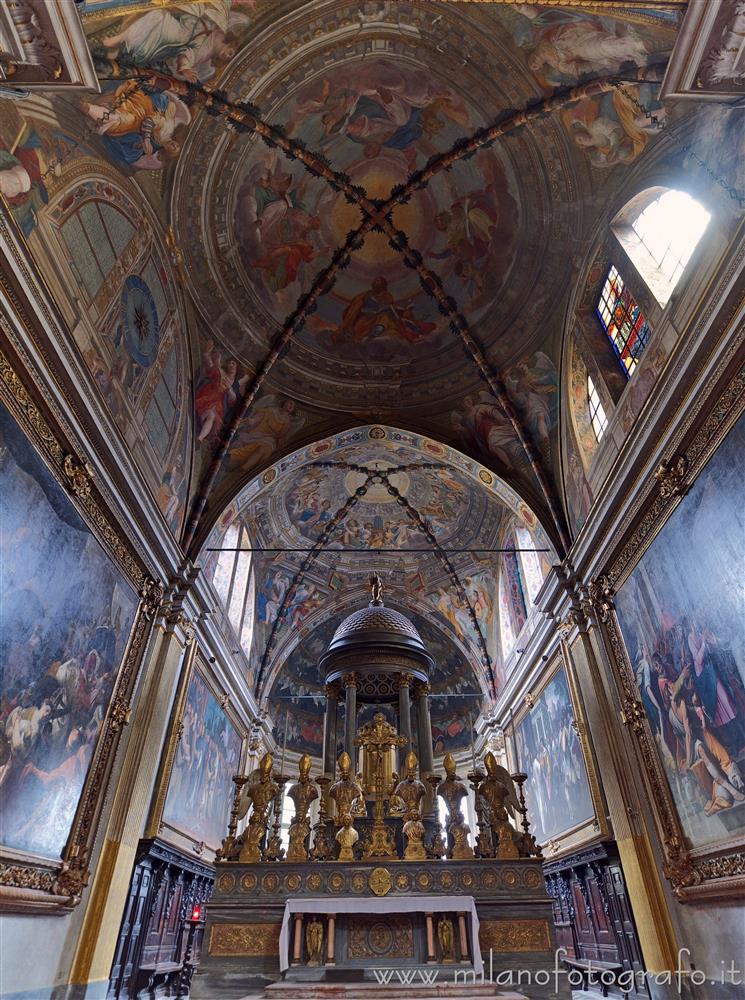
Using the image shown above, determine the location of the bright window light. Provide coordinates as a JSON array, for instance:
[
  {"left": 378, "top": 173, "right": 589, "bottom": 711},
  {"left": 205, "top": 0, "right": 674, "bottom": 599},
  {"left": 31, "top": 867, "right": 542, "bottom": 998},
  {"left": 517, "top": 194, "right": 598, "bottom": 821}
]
[
  {"left": 587, "top": 374, "right": 608, "bottom": 442},
  {"left": 632, "top": 190, "right": 710, "bottom": 290}
]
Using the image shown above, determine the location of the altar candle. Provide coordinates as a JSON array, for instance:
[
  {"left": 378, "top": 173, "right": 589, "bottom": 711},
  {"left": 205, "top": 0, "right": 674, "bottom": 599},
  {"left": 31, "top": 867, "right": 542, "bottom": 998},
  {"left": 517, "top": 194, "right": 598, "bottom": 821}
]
[{"left": 468, "top": 710, "right": 476, "bottom": 771}]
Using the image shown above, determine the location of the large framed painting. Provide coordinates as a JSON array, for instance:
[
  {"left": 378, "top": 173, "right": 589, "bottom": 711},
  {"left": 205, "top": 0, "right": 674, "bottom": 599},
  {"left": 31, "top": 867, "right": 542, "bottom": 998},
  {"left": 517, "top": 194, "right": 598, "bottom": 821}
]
[
  {"left": 513, "top": 656, "right": 607, "bottom": 858},
  {"left": 147, "top": 654, "right": 243, "bottom": 856},
  {"left": 594, "top": 369, "right": 745, "bottom": 901},
  {"left": 0, "top": 347, "right": 161, "bottom": 911}
]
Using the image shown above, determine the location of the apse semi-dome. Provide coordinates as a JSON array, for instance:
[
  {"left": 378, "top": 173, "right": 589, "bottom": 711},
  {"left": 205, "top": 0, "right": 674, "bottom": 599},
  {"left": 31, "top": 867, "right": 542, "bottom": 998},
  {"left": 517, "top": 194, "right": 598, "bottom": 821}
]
[{"left": 319, "top": 580, "right": 433, "bottom": 699}]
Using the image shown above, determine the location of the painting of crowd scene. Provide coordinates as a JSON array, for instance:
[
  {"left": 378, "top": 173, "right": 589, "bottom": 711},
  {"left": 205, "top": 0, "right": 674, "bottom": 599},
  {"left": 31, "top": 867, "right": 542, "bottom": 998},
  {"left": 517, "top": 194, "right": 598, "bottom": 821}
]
[
  {"left": 162, "top": 668, "right": 241, "bottom": 849},
  {"left": 516, "top": 666, "right": 594, "bottom": 846},
  {"left": 614, "top": 415, "right": 745, "bottom": 850},
  {"left": 0, "top": 399, "right": 138, "bottom": 860}
]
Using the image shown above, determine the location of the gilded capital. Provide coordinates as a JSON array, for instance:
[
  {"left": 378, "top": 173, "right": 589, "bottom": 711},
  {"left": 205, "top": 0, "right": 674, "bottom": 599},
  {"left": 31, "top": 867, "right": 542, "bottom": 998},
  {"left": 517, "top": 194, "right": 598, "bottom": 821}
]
[
  {"left": 398, "top": 673, "right": 413, "bottom": 689},
  {"left": 343, "top": 672, "right": 357, "bottom": 688}
]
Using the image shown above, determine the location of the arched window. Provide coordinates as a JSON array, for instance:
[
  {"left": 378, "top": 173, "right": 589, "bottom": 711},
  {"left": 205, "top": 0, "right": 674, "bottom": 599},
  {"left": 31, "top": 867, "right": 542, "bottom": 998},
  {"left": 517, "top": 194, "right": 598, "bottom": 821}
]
[
  {"left": 208, "top": 519, "right": 255, "bottom": 655},
  {"left": 515, "top": 526, "right": 545, "bottom": 606},
  {"left": 60, "top": 199, "right": 135, "bottom": 300},
  {"left": 630, "top": 190, "right": 710, "bottom": 293},
  {"left": 612, "top": 188, "right": 710, "bottom": 307},
  {"left": 587, "top": 374, "right": 608, "bottom": 442},
  {"left": 596, "top": 265, "right": 651, "bottom": 378},
  {"left": 144, "top": 347, "right": 179, "bottom": 460},
  {"left": 498, "top": 572, "right": 517, "bottom": 659}
]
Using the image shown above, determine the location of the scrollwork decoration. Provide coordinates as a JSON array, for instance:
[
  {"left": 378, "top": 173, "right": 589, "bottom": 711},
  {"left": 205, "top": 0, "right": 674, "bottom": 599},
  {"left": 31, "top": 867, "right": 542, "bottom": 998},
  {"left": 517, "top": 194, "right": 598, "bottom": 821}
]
[{"left": 654, "top": 455, "right": 689, "bottom": 499}]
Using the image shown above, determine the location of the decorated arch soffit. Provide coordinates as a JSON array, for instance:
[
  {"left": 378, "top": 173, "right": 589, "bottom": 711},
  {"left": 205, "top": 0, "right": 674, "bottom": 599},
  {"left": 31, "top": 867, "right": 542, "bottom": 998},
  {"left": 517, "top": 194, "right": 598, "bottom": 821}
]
[
  {"left": 0, "top": 1, "right": 690, "bottom": 550},
  {"left": 198, "top": 424, "right": 556, "bottom": 705}
]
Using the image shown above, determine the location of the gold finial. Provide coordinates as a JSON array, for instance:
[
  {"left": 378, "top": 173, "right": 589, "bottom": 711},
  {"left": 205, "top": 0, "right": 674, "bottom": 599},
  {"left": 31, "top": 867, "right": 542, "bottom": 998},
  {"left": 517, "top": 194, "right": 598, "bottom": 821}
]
[{"left": 369, "top": 572, "right": 383, "bottom": 605}]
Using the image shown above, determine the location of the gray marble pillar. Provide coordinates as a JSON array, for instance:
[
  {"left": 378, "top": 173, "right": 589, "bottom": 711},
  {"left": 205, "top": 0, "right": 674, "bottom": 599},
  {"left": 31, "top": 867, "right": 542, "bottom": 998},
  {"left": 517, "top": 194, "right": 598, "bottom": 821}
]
[
  {"left": 397, "top": 673, "right": 413, "bottom": 771},
  {"left": 415, "top": 682, "right": 436, "bottom": 820},
  {"left": 323, "top": 683, "right": 339, "bottom": 775},
  {"left": 343, "top": 673, "right": 357, "bottom": 772}
]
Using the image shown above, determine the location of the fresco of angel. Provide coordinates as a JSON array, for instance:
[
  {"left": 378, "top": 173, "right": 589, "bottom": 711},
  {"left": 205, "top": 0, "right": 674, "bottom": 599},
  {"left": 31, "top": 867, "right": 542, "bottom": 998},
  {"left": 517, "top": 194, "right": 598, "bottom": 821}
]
[
  {"left": 296, "top": 60, "right": 470, "bottom": 168},
  {"left": 234, "top": 156, "right": 325, "bottom": 297},
  {"left": 505, "top": 351, "right": 558, "bottom": 447},
  {"left": 562, "top": 86, "right": 664, "bottom": 169},
  {"left": 81, "top": 81, "right": 190, "bottom": 171},
  {"left": 92, "top": 0, "right": 255, "bottom": 83},
  {"left": 452, "top": 392, "right": 522, "bottom": 471},
  {"left": 228, "top": 394, "right": 304, "bottom": 472},
  {"left": 195, "top": 339, "right": 247, "bottom": 443},
  {"left": 309, "top": 276, "right": 438, "bottom": 349}
]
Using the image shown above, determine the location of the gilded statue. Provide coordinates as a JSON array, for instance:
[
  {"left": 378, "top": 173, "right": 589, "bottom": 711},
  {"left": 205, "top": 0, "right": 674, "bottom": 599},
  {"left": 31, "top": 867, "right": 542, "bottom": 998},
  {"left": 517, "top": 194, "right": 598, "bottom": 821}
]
[
  {"left": 437, "top": 916, "right": 456, "bottom": 963},
  {"left": 329, "top": 751, "right": 364, "bottom": 823},
  {"left": 481, "top": 751, "right": 520, "bottom": 860},
  {"left": 236, "top": 753, "right": 278, "bottom": 863},
  {"left": 355, "top": 713, "right": 406, "bottom": 859},
  {"left": 436, "top": 753, "right": 474, "bottom": 860},
  {"left": 353, "top": 771, "right": 368, "bottom": 816},
  {"left": 428, "top": 828, "right": 447, "bottom": 859},
  {"left": 394, "top": 751, "right": 427, "bottom": 859},
  {"left": 393, "top": 751, "right": 426, "bottom": 820},
  {"left": 305, "top": 916, "right": 324, "bottom": 966},
  {"left": 286, "top": 753, "right": 318, "bottom": 861},
  {"left": 335, "top": 813, "right": 359, "bottom": 862},
  {"left": 402, "top": 817, "right": 426, "bottom": 860}
]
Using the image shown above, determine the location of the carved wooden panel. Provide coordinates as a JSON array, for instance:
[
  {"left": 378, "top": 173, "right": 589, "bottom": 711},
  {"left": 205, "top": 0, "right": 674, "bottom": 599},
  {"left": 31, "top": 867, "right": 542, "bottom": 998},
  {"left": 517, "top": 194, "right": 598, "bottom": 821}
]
[
  {"left": 478, "top": 919, "right": 551, "bottom": 953},
  {"left": 347, "top": 916, "right": 414, "bottom": 960},
  {"left": 209, "top": 922, "right": 281, "bottom": 957}
]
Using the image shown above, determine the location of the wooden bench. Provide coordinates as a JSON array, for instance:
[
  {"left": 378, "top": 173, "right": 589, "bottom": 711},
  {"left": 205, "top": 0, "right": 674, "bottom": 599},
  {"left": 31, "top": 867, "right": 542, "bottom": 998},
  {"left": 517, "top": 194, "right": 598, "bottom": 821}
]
[
  {"left": 133, "top": 959, "right": 183, "bottom": 999},
  {"left": 562, "top": 957, "right": 629, "bottom": 997}
]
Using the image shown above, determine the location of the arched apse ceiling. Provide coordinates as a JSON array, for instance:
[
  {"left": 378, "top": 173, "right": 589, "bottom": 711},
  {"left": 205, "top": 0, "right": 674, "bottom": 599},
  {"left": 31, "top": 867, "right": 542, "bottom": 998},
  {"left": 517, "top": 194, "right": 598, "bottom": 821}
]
[
  {"left": 2, "top": 1, "right": 695, "bottom": 550},
  {"left": 199, "top": 424, "right": 556, "bottom": 723}
]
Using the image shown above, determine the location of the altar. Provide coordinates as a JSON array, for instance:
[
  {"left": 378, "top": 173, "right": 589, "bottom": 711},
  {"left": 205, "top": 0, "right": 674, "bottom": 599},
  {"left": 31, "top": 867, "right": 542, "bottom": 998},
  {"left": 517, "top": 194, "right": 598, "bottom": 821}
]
[{"left": 191, "top": 581, "right": 567, "bottom": 1000}]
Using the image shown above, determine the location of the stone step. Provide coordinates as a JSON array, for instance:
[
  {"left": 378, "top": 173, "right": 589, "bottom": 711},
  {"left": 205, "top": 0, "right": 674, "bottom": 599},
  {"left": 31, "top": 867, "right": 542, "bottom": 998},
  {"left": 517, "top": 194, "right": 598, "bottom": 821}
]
[{"left": 260, "top": 983, "right": 528, "bottom": 1000}]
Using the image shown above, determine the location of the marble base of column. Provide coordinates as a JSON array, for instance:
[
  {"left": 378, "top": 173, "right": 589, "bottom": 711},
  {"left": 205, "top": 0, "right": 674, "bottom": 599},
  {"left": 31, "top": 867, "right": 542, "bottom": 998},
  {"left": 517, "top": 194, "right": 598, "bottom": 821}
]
[
  {"left": 458, "top": 912, "right": 469, "bottom": 962},
  {"left": 326, "top": 914, "right": 336, "bottom": 965},
  {"left": 292, "top": 914, "right": 303, "bottom": 965},
  {"left": 425, "top": 913, "right": 436, "bottom": 963}
]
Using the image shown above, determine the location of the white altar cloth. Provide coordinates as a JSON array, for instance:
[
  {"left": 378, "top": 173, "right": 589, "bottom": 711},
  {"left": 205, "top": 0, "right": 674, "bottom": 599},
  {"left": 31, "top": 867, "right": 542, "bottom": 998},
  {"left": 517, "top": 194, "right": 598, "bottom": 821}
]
[{"left": 279, "top": 894, "right": 482, "bottom": 973}]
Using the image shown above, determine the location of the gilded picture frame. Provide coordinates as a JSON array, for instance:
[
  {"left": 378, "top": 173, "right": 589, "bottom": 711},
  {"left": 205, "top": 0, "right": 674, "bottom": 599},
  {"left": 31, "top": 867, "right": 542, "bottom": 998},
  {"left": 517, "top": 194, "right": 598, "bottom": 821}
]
[
  {"left": 0, "top": 342, "right": 163, "bottom": 913},
  {"left": 145, "top": 650, "right": 246, "bottom": 860},
  {"left": 512, "top": 653, "right": 609, "bottom": 861},
  {"left": 587, "top": 361, "right": 745, "bottom": 902}
]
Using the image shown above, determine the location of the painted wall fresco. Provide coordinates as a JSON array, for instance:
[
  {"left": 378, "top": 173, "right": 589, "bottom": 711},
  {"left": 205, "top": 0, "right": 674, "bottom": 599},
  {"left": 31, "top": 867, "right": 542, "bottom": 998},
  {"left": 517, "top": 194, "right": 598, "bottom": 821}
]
[
  {"left": 614, "top": 414, "right": 745, "bottom": 852},
  {"left": 162, "top": 668, "right": 242, "bottom": 849},
  {"left": 515, "top": 666, "right": 594, "bottom": 846},
  {"left": 0, "top": 398, "right": 138, "bottom": 860}
]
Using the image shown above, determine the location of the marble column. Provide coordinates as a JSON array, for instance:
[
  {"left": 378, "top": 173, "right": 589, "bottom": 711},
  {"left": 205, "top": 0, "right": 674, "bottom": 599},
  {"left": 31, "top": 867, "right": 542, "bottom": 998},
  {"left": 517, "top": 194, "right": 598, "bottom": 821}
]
[
  {"left": 322, "top": 683, "right": 339, "bottom": 775},
  {"left": 397, "top": 673, "right": 413, "bottom": 771},
  {"left": 343, "top": 673, "right": 357, "bottom": 771},
  {"left": 415, "top": 682, "right": 436, "bottom": 820}
]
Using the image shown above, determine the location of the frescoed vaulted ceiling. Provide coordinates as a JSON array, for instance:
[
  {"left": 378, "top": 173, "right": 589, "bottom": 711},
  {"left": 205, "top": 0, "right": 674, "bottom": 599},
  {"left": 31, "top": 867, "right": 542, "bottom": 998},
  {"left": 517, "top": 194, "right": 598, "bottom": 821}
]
[{"left": 7, "top": 0, "right": 743, "bottom": 754}]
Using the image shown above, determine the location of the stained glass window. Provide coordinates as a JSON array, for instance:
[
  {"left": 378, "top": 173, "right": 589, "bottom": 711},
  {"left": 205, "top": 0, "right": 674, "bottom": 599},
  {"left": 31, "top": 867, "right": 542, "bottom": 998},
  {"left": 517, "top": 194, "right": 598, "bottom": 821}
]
[
  {"left": 587, "top": 374, "right": 608, "bottom": 442},
  {"left": 596, "top": 265, "right": 651, "bottom": 377}
]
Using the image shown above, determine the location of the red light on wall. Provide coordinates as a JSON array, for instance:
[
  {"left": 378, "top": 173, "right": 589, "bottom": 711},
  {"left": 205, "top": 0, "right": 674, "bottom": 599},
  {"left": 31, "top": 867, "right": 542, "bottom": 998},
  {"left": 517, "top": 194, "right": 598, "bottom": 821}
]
[{"left": 191, "top": 904, "right": 201, "bottom": 922}]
